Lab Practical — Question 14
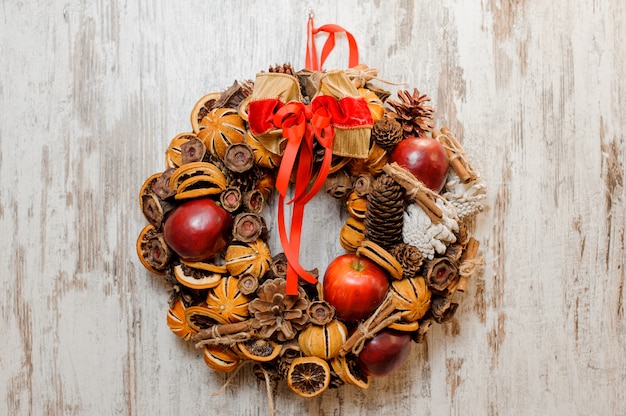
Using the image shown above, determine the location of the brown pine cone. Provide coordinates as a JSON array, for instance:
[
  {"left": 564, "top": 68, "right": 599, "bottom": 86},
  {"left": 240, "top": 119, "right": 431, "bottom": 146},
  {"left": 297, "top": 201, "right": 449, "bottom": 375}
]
[
  {"left": 371, "top": 118, "right": 403, "bottom": 150},
  {"left": 390, "top": 243, "right": 424, "bottom": 279},
  {"left": 364, "top": 174, "right": 405, "bottom": 250},
  {"left": 268, "top": 63, "right": 296, "bottom": 77},
  {"left": 387, "top": 88, "right": 434, "bottom": 137}
]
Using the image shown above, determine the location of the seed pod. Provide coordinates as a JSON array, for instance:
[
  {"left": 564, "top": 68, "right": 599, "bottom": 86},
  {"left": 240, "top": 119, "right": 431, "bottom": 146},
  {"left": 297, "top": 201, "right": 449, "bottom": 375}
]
[
  {"left": 180, "top": 137, "right": 207, "bottom": 165},
  {"left": 224, "top": 142, "right": 255, "bottom": 173}
]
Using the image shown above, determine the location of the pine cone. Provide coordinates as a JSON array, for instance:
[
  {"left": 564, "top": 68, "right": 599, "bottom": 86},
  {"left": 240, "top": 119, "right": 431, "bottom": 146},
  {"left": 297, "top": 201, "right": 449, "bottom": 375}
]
[
  {"left": 372, "top": 118, "right": 403, "bottom": 150},
  {"left": 390, "top": 243, "right": 424, "bottom": 279},
  {"left": 364, "top": 174, "right": 405, "bottom": 250},
  {"left": 387, "top": 88, "right": 434, "bottom": 137},
  {"left": 268, "top": 63, "right": 296, "bottom": 77}
]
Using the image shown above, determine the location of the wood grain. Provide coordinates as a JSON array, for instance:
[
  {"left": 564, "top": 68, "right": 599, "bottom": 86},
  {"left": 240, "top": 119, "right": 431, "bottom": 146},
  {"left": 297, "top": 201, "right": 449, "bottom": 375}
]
[{"left": 1, "top": 0, "right": 625, "bottom": 414}]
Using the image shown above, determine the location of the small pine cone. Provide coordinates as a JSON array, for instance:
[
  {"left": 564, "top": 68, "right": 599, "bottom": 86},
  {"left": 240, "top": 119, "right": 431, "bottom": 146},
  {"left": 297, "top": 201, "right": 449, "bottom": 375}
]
[
  {"left": 228, "top": 166, "right": 260, "bottom": 193},
  {"left": 390, "top": 243, "right": 424, "bottom": 279},
  {"left": 387, "top": 88, "right": 434, "bottom": 137},
  {"left": 268, "top": 63, "right": 296, "bottom": 77},
  {"left": 372, "top": 118, "right": 403, "bottom": 150},
  {"left": 364, "top": 174, "right": 405, "bottom": 250}
]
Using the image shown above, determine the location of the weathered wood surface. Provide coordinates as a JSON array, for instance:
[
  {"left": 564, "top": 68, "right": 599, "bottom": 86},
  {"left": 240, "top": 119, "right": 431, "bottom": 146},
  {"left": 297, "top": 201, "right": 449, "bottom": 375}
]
[{"left": 1, "top": 1, "right": 624, "bottom": 415}]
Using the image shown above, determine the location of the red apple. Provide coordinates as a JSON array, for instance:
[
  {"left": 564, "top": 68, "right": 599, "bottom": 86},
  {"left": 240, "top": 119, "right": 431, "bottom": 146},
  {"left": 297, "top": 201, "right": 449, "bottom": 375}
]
[
  {"left": 323, "top": 254, "right": 390, "bottom": 322},
  {"left": 163, "top": 198, "right": 232, "bottom": 261},
  {"left": 389, "top": 137, "right": 449, "bottom": 192},
  {"left": 357, "top": 329, "right": 412, "bottom": 377}
]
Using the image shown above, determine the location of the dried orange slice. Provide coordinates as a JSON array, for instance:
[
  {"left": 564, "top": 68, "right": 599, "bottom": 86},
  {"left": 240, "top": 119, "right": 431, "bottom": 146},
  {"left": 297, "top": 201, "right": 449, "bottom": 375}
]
[
  {"left": 165, "top": 132, "right": 197, "bottom": 169},
  {"left": 190, "top": 92, "right": 221, "bottom": 133},
  {"left": 205, "top": 276, "right": 251, "bottom": 324},
  {"left": 203, "top": 344, "right": 241, "bottom": 373},
  {"left": 196, "top": 107, "right": 247, "bottom": 159},
  {"left": 173, "top": 263, "right": 222, "bottom": 290},
  {"left": 138, "top": 173, "right": 161, "bottom": 207},
  {"left": 287, "top": 356, "right": 331, "bottom": 398},
  {"left": 388, "top": 320, "right": 420, "bottom": 332},
  {"left": 237, "top": 339, "right": 281, "bottom": 362},
  {"left": 357, "top": 240, "right": 403, "bottom": 280},
  {"left": 184, "top": 305, "right": 219, "bottom": 332},
  {"left": 166, "top": 297, "right": 197, "bottom": 341},
  {"left": 339, "top": 217, "right": 365, "bottom": 252},
  {"left": 346, "top": 191, "right": 367, "bottom": 219},
  {"left": 298, "top": 320, "right": 348, "bottom": 360},
  {"left": 339, "top": 355, "right": 370, "bottom": 389},
  {"left": 359, "top": 87, "right": 385, "bottom": 122}
]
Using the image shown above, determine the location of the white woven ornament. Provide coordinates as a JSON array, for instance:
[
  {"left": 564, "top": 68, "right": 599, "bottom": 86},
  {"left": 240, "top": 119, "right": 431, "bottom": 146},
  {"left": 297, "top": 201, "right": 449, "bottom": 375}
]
[
  {"left": 442, "top": 171, "right": 487, "bottom": 220},
  {"left": 402, "top": 199, "right": 460, "bottom": 260}
]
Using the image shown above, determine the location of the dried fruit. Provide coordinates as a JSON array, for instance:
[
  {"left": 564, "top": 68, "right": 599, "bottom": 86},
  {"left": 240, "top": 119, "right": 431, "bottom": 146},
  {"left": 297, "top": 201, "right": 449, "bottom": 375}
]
[
  {"left": 190, "top": 92, "right": 220, "bottom": 133},
  {"left": 237, "top": 339, "right": 281, "bottom": 362},
  {"left": 136, "top": 224, "right": 173, "bottom": 275},
  {"left": 224, "top": 239, "right": 272, "bottom": 279},
  {"left": 166, "top": 297, "right": 197, "bottom": 341},
  {"left": 390, "top": 276, "right": 431, "bottom": 323},
  {"left": 298, "top": 320, "right": 348, "bottom": 360},
  {"left": 173, "top": 263, "right": 222, "bottom": 290},
  {"left": 196, "top": 107, "right": 247, "bottom": 160},
  {"left": 203, "top": 344, "right": 241, "bottom": 373},
  {"left": 287, "top": 356, "right": 331, "bottom": 397},
  {"left": 205, "top": 276, "right": 251, "bottom": 324}
]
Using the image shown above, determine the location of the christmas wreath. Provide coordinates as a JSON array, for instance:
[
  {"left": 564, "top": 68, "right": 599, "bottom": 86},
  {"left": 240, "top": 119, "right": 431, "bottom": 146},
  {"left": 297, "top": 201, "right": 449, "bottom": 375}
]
[{"left": 136, "top": 19, "right": 486, "bottom": 399}]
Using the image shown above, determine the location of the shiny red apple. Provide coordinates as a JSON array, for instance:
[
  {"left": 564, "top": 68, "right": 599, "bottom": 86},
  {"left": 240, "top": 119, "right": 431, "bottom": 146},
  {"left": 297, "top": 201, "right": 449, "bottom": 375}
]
[
  {"left": 163, "top": 198, "right": 232, "bottom": 261},
  {"left": 389, "top": 137, "right": 449, "bottom": 192},
  {"left": 323, "top": 254, "right": 390, "bottom": 322},
  {"left": 357, "top": 329, "right": 412, "bottom": 377}
]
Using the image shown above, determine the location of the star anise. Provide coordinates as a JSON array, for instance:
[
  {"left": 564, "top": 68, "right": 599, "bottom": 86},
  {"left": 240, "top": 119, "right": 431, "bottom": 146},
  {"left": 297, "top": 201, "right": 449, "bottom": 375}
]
[{"left": 249, "top": 278, "right": 310, "bottom": 341}]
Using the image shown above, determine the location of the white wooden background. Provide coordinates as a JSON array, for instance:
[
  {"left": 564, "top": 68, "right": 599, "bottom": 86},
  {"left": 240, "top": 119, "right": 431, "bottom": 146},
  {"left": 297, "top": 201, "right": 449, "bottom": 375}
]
[{"left": 1, "top": 1, "right": 624, "bottom": 415}]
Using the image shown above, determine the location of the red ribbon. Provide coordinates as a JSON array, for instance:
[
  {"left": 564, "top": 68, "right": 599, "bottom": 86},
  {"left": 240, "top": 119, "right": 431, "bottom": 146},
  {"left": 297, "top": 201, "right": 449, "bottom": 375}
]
[
  {"left": 249, "top": 95, "right": 372, "bottom": 294},
  {"left": 306, "top": 16, "right": 359, "bottom": 71}
]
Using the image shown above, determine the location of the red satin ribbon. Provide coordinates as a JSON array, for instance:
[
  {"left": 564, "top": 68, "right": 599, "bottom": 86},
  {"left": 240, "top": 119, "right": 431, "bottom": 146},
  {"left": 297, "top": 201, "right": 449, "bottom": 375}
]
[
  {"left": 306, "top": 16, "right": 359, "bottom": 71},
  {"left": 248, "top": 95, "right": 372, "bottom": 294}
]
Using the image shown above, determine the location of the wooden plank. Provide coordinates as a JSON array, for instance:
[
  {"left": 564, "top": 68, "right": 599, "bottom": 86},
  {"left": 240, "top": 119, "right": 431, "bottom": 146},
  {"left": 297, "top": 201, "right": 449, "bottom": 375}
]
[{"left": 0, "top": 0, "right": 625, "bottom": 414}]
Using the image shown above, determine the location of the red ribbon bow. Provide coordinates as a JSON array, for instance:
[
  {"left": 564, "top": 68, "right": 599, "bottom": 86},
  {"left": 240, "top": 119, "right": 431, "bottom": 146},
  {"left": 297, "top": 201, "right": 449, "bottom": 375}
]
[{"left": 248, "top": 95, "right": 372, "bottom": 294}]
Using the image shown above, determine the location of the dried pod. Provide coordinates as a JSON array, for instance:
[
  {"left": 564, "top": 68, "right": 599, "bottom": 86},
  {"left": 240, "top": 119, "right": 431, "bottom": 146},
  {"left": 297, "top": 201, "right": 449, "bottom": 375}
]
[
  {"left": 287, "top": 356, "right": 331, "bottom": 398},
  {"left": 165, "top": 133, "right": 197, "bottom": 169},
  {"left": 224, "top": 239, "right": 272, "bottom": 279},
  {"left": 429, "top": 296, "right": 459, "bottom": 324},
  {"left": 136, "top": 224, "right": 173, "bottom": 274},
  {"left": 204, "top": 344, "right": 242, "bottom": 373},
  {"left": 224, "top": 142, "right": 255, "bottom": 173},
  {"left": 232, "top": 212, "right": 265, "bottom": 242},
  {"left": 190, "top": 92, "right": 220, "bottom": 133},
  {"left": 353, "top": 174, "right": 374, "bottom": 197},
  {"left": 339, "top": 217, "right": 366, "bottom": 252},
  {"left": 196, "top": 107, "right": 247, "bottom": 159},
  {"left": 166, "top": 297, "right": 197, "bottom": 341},
  {"left": 152, "top": 168, "right": 176, "bottom": 200},
  {"left": 238, "top": 274, "right": 259, "bottom": 295},
  {"left": 204, "top": 276, "right": 252, "bottom": 324},
  {"left": 298, "top": 319, "right": 348, "bottom": 360},
  {"left": 390, "top": 276, "right": 431, "bottom": 323},
  {"left": 213, "top": 80, "right": 253, "bottom": 109},
  {"left": 269, "top": 252, "right": 288, "bottom": 279},
  {"left": 412, "top": 317, "right": 434, "bottom": 343},
  {"left": 325, "top": 170, "right": 353, "bottom": 199},
  {"left": 220, "top": 187, "right": 242, "bottom": 213},
  {"left": 243, "top": 189, "right": 265, "bottom": 213},
  {"left": 346, "top": 191, "right": 368, "bottom": 219},
  {"left": 423, "top": 257, "right": 459, "bottom": 295},
  {"left": 140, "top": 193, "right": 174, "bottom": 228},
  {"left": 306, "top": 301, "right": 335, "bottom": 326},
  {"left": 445, "top": 243, "right": 464, "bottom": 263},
  {"left": 180, "top": 137, "right": 207, "bottom": 165}
]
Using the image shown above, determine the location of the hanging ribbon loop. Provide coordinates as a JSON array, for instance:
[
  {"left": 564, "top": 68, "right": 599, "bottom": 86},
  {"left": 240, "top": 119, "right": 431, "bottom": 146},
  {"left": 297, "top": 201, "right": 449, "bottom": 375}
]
[{"left": 306, "top": 15, "right": 359, "bottom": 71}]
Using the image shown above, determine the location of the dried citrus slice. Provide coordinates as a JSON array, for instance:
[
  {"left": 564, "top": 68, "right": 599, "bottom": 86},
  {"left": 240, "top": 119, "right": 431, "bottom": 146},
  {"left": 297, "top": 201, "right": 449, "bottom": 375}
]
[
  {"left": 173, "top": 263, "right": 222, "bottom": 290},
  {"left": 203, "top": 344, "right": 241, "bottom": 373},
  {"left": 357, "top": 240, "right": 403, "bottom": 280},
  {"left": 184, "top": 305, "right": 219, "bottom": 331},
  {"left": 388, "top": 320, "right": 420, "bottom": 332},
  {"left": 138, "top": 173, "right": 161, "bottom": 207},
  {"left": 237, "top": 339, "right": 281, "bottom": 362},
  {"left": 224, "top": 239, "right": 272, "bottom": 279},
  {"left": 190, "top": 92, "right": 221, "bottom": 133},
  {"left": 205, "top": 276, "right": 251, "bottom": 324},
  {"left": 165, "top": 132, "right": 197, "bottom": 169},
  {"left": 339, "top": 354, "right": 370, "bottom": 389},
  {"left": 287, "top": 356, "right": 331, "bottom": 398},
  {"left": 339, "top": 217, "right": 365, "bottom": 252},
  {"left": 196, "top": 107, "right": 247, "bottom": 159},
  {"left": 359, "top": 87, "right": 385, "bottom": 122},
  {"left": 166, "top": 297, "right": 197, "bottom": 341}
]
